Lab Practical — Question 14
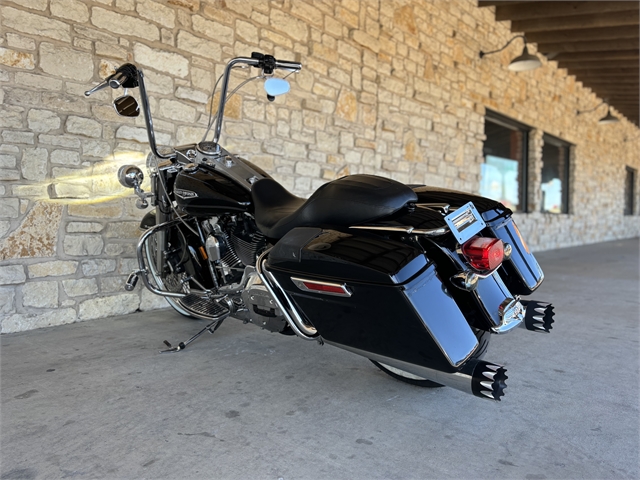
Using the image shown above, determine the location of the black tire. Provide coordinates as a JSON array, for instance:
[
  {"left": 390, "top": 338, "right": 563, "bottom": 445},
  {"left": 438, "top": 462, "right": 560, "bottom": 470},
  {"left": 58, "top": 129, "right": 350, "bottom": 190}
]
[
  {"left": 370, "top": 328, "right": 490, "bottom": 387},
  {"left": 143, "top": 227, "right": 227, "bottom": 331},
  {"left": 143, "top": 226, "right": 197, "bottom": 319}
]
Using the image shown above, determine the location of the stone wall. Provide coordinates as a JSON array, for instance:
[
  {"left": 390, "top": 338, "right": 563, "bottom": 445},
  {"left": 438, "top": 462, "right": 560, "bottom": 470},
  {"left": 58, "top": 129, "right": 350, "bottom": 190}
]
[{"left": 1, "top": 0, "right": 638, "bottom": 333}]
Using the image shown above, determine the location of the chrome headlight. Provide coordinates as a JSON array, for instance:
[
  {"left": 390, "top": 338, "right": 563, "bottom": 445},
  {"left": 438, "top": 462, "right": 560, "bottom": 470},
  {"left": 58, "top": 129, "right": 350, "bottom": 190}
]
[{"left": 117, "top": 165, "right": 144, "bottom": 189}]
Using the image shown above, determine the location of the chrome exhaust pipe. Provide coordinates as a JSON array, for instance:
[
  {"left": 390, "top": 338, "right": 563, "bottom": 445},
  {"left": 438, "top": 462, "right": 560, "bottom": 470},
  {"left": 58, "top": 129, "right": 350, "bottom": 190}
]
[
  {"left": 520, "top": 300, "right": 555, "bottom": 333},
  {"left": 324, "top": 341, "right": 508, "bottom": 401}
]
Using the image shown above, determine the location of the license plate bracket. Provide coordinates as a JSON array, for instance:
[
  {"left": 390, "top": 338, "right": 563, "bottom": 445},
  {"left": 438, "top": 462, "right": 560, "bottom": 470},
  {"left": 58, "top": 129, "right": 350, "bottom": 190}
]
[{"left": 444, "top": 202, "right": 486, "bottom": 244}]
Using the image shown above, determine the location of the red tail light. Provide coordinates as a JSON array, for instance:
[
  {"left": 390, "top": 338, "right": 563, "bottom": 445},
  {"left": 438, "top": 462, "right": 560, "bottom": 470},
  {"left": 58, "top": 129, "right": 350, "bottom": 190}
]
[
  {"left": 461, "top": 236, "right": 504, "bottom": 272},
  {"left": 291, "top": 277, "right": 352, "bottom": 297}
]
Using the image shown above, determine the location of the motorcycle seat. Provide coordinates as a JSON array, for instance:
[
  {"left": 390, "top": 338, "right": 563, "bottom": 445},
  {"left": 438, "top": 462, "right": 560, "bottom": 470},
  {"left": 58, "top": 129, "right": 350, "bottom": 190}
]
[{"left": 251, "top": 174, "right": 418, "bottom": 238}]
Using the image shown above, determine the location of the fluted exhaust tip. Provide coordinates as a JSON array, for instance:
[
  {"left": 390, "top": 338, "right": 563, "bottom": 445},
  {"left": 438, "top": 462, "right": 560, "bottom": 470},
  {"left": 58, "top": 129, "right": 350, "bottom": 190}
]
[
  {"left": 471, "top": 361, "right": 507, "bottom": 401},
  {"left": 521, "top": 300, "right": 555, "bottom": 333}
]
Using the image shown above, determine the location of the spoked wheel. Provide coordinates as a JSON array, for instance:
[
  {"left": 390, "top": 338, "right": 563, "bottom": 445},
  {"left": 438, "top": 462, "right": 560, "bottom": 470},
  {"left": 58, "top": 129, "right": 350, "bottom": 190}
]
[
  {"left": 370, "top": 328, "right": 491, "bottom": 387},
  {"left": 143, "top": 225, "right": 194, "bottom": 318},
  {"left": 144, "top": 228, "right": 222, "bottom": 330}
]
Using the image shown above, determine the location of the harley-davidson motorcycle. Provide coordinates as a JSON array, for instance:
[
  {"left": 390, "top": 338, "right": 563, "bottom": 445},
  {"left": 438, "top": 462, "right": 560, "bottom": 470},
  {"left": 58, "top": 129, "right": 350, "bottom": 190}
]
[{"left": 84, "top": 53, "right": 555, "bottom": 401}]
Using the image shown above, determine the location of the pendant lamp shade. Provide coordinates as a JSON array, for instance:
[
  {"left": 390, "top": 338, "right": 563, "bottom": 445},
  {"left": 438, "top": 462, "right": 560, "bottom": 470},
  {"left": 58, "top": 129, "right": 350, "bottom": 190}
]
[
  {"left": 598, "top": 107, "right": 620, "bottom": 125},
  {"left": 577, "top": 101, "right": 620, "bottom": 126},
  {"left": 508, "top": 45, "right": 543, "bottom": 72},
  {"left": 479, "top": 35, "right": 542, "bottom": 72}
]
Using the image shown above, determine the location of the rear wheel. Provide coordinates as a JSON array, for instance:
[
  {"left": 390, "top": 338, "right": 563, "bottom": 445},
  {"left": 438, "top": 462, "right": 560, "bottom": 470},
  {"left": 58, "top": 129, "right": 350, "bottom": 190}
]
[
  {"left": 370, "top": 361, "right": 444, "bottom": 387},
  {"left": 370, "top": 328, "right": 490, "bottom": 387}
]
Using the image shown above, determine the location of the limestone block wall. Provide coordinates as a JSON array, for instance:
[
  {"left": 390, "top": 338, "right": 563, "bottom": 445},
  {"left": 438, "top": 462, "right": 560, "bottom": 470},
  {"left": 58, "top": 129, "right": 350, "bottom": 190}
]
[{"left": 1, "top": 0, "right": 638, "bottom": 332}]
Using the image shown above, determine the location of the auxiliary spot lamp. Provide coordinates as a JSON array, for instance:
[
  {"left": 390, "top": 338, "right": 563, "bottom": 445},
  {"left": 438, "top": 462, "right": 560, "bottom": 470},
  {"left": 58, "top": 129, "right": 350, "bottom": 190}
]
[
  {"left": 479, "top": 35, "right": 542, "bottom": 72},
  {"left": 577, "top": 101, "right": 620, "bottom": 125}
]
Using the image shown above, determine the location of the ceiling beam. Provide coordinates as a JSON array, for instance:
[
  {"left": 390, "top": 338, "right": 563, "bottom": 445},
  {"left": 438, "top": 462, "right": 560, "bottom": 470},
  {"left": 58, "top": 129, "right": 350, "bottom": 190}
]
[
  {"left": 478, "top": 1, "right": 533, "bottom": 7},
  {"left": 575, "top": 78, "right": 639, "bottom": 86},
  {"left": 526, "top": 25, "right": 638, "bottom": 44},
  {"left": 563, "top": 68, "right": 639, "bottom": 77},
  {"left": 607, "top": 93, "right": 640, "bottom": 100},
  {"left": 559, "top": 61, "right": 640, "bottom": 71},
  {"left": 580, "top": 75, "right": 640, "bottom": 84},
  {"left": 603, "top": 97, "right": 640, "bottom": 102},
  {"left": 604, "top": 99, "right": 638, "bottom": 104},
  {"left": 587, "top": 96, "right": 639, "bottom": 102},
  {"left": 537, "top": 38, "right": 640, "bottom": 53},
  {"left": 551, "top": 51, "right": 639, "bottom": 62},
  {"left": 494, "top": 1, "right": 639, "bottom": 21},
  {"left": 605, "top": 102, "right": 640, "bottom": 107},
  {"left": 585, "top": 84, "right": 640, "bottom": 90},
  {"left": 582, "top": 76, "right": 640, "bottom": 82},
  {"left": 511, "top": 10, "right": 640, "bottom": 33},
  {"left": 582, "top": 84, "right": 640, "bottom": 91}
]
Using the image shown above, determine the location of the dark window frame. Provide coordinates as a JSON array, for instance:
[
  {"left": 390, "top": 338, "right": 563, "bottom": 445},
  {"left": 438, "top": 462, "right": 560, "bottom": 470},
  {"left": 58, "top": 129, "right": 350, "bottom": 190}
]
[
  {"left": 541, "top": 133, "right": 572, "bottom": 215},
  {"left": 482, "top": 110, "right": 531, "bottom": 213},
  {"left": 624, "top": 166, "right": 637, "bottom": 216}
]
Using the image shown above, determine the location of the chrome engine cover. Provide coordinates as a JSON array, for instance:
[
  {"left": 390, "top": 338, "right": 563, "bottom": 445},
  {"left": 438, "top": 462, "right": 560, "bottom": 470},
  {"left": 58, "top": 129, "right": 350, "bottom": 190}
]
[{"left": 241, "top": 272, "right": 287, "bottom": 333}]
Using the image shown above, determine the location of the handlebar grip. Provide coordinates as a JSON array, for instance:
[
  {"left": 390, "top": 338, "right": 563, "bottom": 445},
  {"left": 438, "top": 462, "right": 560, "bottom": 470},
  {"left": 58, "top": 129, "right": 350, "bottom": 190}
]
[
  {"left": 275, "top": 59, "right": 302, "bottom": 72},
  {"left": 250, "top": 52, "right": 302, "bottom": 73},
  {"left": 84, "top": 63, "right": 139, "bottom": 96},
  {"left": 111, "top": 63, "right": 139, "bottom": 89}
]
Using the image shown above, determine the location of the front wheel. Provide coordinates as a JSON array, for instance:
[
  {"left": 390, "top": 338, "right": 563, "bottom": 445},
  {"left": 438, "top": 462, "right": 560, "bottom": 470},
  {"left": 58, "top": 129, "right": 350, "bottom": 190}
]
[
  {"left": 143, "top": 225, "right": 207, "bottom": 321},
  {"left": 370, "top": 328, "right": 490, "bottom": 387}
]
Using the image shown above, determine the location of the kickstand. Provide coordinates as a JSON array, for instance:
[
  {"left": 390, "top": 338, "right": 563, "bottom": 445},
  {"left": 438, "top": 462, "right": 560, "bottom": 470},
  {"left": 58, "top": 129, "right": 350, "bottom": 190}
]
[{"left": 160, "top": 319, "right": 220, "bottom": 353}]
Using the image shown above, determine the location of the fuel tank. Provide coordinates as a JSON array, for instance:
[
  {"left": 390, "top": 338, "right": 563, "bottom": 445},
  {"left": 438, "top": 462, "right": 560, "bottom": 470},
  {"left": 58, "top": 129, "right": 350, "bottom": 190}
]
[{"left": 173, "top": 165, "right": 252, "bottom": 216}]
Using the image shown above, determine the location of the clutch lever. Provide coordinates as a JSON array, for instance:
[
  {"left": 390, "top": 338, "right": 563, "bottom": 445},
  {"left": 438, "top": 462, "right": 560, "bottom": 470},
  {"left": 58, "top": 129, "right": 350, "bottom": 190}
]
[
  {"left": 84, "top": 80, "right": 109, "bottom": 97},
  {"left": 85, "top": 63, "right": 139, "bottom": 96}
]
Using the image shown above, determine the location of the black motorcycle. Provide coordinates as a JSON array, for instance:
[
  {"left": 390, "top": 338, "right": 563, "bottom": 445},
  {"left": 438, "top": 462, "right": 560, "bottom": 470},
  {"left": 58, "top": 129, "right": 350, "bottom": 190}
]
[{"left": 85, "top": 53, "right": 555, "bottom": 401}]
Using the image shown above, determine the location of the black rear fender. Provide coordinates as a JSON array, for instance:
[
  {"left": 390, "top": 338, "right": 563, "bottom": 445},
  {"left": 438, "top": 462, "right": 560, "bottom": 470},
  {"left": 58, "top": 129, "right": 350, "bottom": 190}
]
[{"left": 410, "top": 185, "right": 544, "bottom": 295}]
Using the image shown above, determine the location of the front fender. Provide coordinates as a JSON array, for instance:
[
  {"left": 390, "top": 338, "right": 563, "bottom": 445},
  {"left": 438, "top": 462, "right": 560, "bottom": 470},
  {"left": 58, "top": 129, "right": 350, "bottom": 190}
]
[{"left": 140, "top": 209, "right": 156, "bottom": 229}]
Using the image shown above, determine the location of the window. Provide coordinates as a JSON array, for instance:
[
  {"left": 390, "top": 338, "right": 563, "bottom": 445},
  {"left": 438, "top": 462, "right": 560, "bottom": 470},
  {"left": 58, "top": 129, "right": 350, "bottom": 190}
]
[
  {"left": 541, "top": 134, "right": 571, "bottom": 214},
  {"left": 624, "top": 166, "right": 637, "bottom": 216},
  {"left": 480, "top": 111, "right": 530, "bottom": 212}
]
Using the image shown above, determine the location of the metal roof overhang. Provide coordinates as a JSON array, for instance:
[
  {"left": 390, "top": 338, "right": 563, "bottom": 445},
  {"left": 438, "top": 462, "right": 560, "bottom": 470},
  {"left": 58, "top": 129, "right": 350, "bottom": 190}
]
[{"left": 479, "top": 1, "right": 639, "bottom": 125}]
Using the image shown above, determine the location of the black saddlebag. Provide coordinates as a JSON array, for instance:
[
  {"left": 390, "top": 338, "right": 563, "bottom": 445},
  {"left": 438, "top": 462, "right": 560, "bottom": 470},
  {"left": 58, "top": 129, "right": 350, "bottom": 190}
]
[
  {"left": 265, "top": 227, "right": 480, "bottom": 372},
  {"left": 481, "top": 208, "right": 544, "bottom": 295}
]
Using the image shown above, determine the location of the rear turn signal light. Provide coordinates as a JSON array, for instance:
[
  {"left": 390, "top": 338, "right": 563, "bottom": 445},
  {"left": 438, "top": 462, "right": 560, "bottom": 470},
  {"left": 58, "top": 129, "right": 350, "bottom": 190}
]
[{"left": 461, "top": 236, "right": 504, "bottom": 272}]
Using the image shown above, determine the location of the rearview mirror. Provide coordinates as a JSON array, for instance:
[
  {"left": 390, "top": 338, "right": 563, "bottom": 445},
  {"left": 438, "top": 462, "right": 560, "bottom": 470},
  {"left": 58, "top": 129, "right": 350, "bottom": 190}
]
[
  {"left": 113, "top": 95, "right": 140, "bottom": 117},
  {"left": 264, "top": 78, "right": 290, "bottom": 97}
]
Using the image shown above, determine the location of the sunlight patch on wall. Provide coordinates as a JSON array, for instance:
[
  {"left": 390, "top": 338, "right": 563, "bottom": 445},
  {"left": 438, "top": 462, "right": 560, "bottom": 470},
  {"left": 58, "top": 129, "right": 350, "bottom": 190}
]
[{"left": 15, "top": 151, "right": 150, "bottom": 206}]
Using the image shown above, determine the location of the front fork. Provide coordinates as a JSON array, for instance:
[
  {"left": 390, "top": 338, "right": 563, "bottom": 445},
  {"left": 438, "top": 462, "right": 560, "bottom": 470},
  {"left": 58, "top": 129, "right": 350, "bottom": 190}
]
[{"left": 152, "top": 171, "right": 171, "bottom": 274}]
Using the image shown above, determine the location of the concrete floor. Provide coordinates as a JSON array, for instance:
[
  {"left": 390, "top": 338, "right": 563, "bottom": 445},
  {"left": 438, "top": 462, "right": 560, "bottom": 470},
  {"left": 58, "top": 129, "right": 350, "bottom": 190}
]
[{"left": 1, "top": 238, "right": 638, "bottom": 480}]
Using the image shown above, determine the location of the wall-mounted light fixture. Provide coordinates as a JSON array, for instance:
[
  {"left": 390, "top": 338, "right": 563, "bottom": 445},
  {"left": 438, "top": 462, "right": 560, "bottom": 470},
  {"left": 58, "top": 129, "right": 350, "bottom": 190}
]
[
  {"left": 479, "top": 35, "right": 542, "bottom": 72},
  {"left": 577, "top": 101, "right": 620, "bottom": 125}
]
